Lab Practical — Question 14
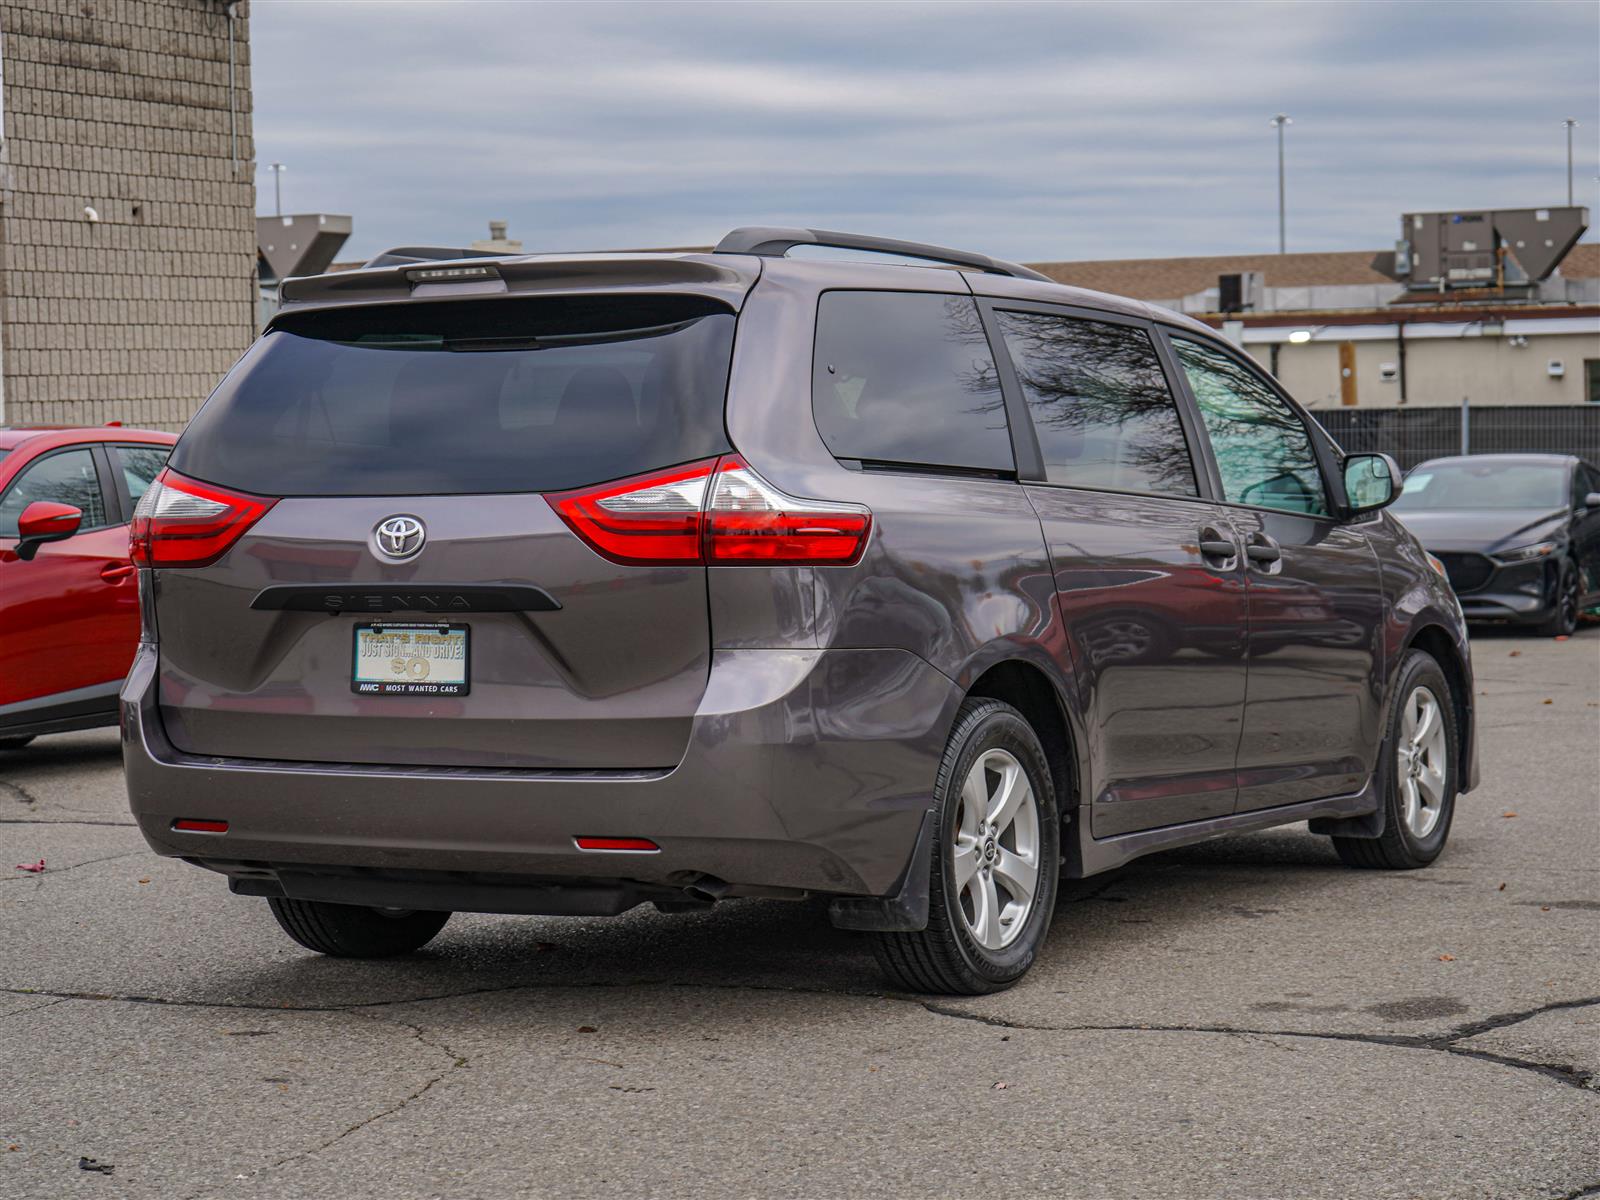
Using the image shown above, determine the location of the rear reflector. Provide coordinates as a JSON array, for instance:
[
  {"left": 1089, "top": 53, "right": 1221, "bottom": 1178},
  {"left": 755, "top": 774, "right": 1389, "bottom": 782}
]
[
  {"left": 172, "top": 819, "right": 229, "bottom": 834},
  {"left": 573, "top": 836, "right": 660, "bottom": 852},
  {"left": 547, "top": 455, "right": 871, "bottom": 567},
  {"left": 130, "top": 469, "right": 276, "bottom": 568}
]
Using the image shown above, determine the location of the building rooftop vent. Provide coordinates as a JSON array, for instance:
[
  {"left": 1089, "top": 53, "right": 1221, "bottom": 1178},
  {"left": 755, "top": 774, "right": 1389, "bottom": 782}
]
[
  {"left": 256, "top": 214, "right": 353, "bottom": 282},
  {"left": 471, "top": 220, "right": 524, "bottom": 254},
  {"left": 1379, "top": 206, "right": 1588, "bottom": 297}
]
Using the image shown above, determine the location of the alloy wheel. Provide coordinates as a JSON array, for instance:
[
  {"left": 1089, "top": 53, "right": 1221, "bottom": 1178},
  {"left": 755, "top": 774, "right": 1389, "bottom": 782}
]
[
  {"left": 1396, "top": 685, "right": 1448, "bottom": 839},
  {"left": 952, "top": 748, "right": 1041, "bottom": 950},
  {"left": 1560, "top": 568, "right": 1580, "bottom": 632}
]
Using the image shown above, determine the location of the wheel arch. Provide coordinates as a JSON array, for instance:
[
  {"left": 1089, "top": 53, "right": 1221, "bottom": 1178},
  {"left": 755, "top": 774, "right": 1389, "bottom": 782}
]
[
  {"left": 961, "top": 657, "right": 1078, "bottom": 839},
  {"left": 1403, "top": 622, "right": 1474, "bottom": 792}
]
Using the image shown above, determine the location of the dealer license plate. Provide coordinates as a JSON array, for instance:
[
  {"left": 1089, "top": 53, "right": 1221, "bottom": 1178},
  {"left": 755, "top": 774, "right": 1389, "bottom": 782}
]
[{"left": 352, "top": 623, "right": 470, "bottom": 696}]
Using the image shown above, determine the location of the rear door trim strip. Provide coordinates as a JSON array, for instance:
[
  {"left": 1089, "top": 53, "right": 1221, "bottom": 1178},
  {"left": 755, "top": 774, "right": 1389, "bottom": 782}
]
[{"left": 249, "top": 584, "right": 561, "bottom": 614}]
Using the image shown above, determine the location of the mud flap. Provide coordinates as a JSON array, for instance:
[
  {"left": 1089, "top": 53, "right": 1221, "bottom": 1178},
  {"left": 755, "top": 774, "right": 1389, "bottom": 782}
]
[
  {"left": 827, "top": 809, "right": 933, "bottom": 932},
  {"left": 1307, "top": 765, "right": 1386, "bottom": 839}
]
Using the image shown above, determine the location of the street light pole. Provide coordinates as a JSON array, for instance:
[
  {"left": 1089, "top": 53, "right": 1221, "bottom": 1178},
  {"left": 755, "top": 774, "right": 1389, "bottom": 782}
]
[
  {"left": 268, "top": 162, "right": 287, "bottom": 217},
  {"left": 1270, "top": 114, "right": 1291, "bottom": 254},
  {"left": 1562, "top": 119, "right": 1578, "bottom": 206}
]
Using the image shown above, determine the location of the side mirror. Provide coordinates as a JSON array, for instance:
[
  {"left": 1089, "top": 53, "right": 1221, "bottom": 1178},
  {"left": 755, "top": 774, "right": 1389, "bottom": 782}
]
[
  {"left": 1342, "top": 453, "right": 1402, "bottom": 516},
  {"left": 1584, "top": 492, "right": 1600, "bottom": 511},
  {"left": 15, "top": 501, "right": 82, "bottom": 561}
]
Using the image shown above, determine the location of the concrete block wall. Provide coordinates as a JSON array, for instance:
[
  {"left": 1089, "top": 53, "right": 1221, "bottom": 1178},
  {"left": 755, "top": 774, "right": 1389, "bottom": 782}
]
[{"left": 0, "top": 0, "right": 255, "bottom": 430}]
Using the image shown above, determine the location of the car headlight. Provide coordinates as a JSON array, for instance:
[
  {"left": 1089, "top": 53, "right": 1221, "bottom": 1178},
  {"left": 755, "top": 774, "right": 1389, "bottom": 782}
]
[
  {"left": 1425, "top": 552, "right": 1449, "bottom": 578},
  {"left": 1494, "top": 540, "right": 1560, "bottom": 565}
]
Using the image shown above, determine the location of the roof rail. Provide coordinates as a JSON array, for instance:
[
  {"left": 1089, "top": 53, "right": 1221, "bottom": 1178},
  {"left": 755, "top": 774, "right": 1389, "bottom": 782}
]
[
  {"left": 361, "top": 246, "right": 511, "bottom": 270},
  {"left": 713, "top": 226, "right": 1052, "bottom": 283}
]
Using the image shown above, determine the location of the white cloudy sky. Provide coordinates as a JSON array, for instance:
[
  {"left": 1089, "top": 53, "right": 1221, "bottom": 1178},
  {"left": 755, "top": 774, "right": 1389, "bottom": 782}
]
[{"left": 250, "top": 0, "right": 1600, "bottom": 263}]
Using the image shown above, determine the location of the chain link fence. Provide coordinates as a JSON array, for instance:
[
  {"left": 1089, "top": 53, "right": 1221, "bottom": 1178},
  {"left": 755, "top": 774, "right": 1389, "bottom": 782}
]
[{"left": 1313, "top": 405, "right": 1600, "bottom": 470}]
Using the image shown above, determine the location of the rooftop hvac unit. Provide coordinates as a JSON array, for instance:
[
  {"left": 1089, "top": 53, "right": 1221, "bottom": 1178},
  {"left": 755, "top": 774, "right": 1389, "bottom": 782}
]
[
  {"left": 257, "top": 214, "right": 354, "bottom": 282},
  {"left": 1382, "top": 206, "right": 1588, "bottom": 293}
]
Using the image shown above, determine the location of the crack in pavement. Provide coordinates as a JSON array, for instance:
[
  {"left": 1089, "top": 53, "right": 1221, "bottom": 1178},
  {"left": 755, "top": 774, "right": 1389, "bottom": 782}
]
[
  {"left": 5, "top": 979, "right": 1596, "bottom": 1091},
  {"left": 0, "top": 779, "right": 41, "bottom": 806},
  {"left": 0, "top": 996, "right": 67, "bottom": 1023},
  {"left": 0, "top": 817, "right": 138, "bottom": 828},
  {"left": 179, "top": 1011, "right": 471, "bottom": 1200},
  {"left": 0, "top": 850, "right": 145, "bottom": 885},
  {"left": 7, "top": 981, "right": 1596, "bottom": 1198},
  {"left": 915, "top": 994, "right": 1600, "bottom": 1092}
]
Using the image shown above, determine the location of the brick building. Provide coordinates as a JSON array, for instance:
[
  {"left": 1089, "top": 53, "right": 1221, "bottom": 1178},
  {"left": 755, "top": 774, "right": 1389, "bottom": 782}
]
[{"left": 0, "top": 0, "right": 256, "bottom": 430}]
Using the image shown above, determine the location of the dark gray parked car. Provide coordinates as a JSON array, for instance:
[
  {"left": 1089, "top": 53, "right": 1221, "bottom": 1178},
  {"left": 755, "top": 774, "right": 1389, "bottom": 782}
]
[
  {"left": 1390, "top": 453, "right": 1600, "bottom": 636},
  {"left": 123, "top": 228, "right": 1478, "bottom": 994}
]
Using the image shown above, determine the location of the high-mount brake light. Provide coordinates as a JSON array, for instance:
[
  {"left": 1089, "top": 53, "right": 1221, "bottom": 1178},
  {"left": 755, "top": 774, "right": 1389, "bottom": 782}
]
[
  {"left": 129, "top": 469, "right": 277, "bottom": 568},
  {"left": 547, "top": 456, "right": 871, "bottom": 567}
]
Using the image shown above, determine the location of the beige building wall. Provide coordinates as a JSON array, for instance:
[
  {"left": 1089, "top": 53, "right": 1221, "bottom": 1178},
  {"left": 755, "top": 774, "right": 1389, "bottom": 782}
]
[
  {"left": 0, "top": 0, "right": 256, "bottom": 430},
  {"left": 1249, "top": 332, "right": 1598, "bottom": 411}
]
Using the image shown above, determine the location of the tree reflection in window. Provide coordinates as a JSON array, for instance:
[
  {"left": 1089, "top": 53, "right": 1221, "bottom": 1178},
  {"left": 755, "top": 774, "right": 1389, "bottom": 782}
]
[
  {"left": 996, "top": 312, "right": 1197, "bottom": 497},
  {"left": 1173, "top": 338, "right": 1328, "bottom": 517},
  {"left": 0, "top": 448, "right": 106, "bottom": 538}
]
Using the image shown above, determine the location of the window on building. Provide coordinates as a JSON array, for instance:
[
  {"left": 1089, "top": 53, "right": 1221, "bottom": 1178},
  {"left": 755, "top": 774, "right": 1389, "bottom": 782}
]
[
  {"left": 994, "top": 311, "right": 1198, "bottom": 497},
  {"left": 1584, "top": 359, "right": 1600, "bottom": 404},
  {"left": 1172, "top": 337, "right": 1329, "bottom": 517},
  {"left": 812, "top": 291, "right": 1013, "bottom": 472},
  {"left": 0, "top": 448, "right": 108, "bottom": 537}
]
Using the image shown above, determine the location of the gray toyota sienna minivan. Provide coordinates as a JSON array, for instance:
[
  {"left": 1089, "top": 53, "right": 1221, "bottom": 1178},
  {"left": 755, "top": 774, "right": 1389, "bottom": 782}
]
[{"left": 124, "top": 227, "right": 1477, "bottom": 994}]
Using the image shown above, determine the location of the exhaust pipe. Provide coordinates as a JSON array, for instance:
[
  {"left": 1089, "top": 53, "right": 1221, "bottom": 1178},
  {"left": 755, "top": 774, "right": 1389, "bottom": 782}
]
[{"left": 680, "top": 874, "right": 731, "bottom": 904}]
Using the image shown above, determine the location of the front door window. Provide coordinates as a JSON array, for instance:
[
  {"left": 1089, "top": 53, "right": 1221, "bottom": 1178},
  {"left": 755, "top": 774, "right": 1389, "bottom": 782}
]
[
  {"left": 1172, "top": 338, "right": 1328, "bottom": 517},
  {"left": 0, "top": 448, "right": 106, "bottom": 537}
]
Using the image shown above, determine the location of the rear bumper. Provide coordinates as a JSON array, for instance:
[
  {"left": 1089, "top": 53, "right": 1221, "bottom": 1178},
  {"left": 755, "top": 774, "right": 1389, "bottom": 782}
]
[{"left": 122, "top": 643, "right": 959, "bottom": 903}]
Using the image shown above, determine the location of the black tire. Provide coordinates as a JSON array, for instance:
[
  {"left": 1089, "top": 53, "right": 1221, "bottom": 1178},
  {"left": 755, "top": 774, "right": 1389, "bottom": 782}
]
[
  {"left": 1330, "top": 648, "right": 1458, "bottom": 870},
  {"left": 871, "top": 697, "right": 1060, "bottom": 995},
  {"left": 0, "top": 735, "right": 36, "bottom": 751},
  {"left": 1535, "top": 557, "right": 1580, "bottom": 637},
  {"left": 267, "top": 898, "right": 451, "bottom": 958}
]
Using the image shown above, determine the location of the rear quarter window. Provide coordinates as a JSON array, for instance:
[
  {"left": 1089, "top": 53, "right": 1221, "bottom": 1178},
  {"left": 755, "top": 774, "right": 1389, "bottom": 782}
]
[
  {"left": 171, "top": 295, "right": 736, "bottom": 497},
  {"left": 812, "top": 291, "right": 1013, "bottom": 473}
]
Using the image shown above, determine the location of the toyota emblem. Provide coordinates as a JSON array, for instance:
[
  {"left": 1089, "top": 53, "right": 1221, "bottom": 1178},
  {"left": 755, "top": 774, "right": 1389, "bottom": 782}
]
[{"left": 373, "top": 515, "right": 426, "bottom": 561}]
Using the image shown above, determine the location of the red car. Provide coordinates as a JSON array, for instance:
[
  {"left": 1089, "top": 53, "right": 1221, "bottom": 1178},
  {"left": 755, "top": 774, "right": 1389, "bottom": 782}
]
[{"left": 0, "top": 425, "right": 176, "bottom": 748}]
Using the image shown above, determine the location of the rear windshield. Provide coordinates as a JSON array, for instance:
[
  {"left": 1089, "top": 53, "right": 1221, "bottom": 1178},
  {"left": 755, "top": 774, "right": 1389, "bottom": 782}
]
[{"left": 172, "top": 295, "right": 736, "bottom": 496}]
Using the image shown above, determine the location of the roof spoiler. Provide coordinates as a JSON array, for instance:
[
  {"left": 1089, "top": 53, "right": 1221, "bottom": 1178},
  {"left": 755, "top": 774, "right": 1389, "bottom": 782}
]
[
  {"left": 362, "top": 246, "right": 511, "bottom": 269},
  {"left": 713, "top": 226, "right": 1052, "bottom": 283}
]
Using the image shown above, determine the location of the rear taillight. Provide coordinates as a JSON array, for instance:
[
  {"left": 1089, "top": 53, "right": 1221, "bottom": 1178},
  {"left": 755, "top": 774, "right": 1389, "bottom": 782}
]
[
  {"left": 547, "top": 455, "right": 871, "bottom": 567},
  {"left": 546, "top": 460, "right": 714, "bottom": 565},
  {"left": 129, "top": 469, "right": 277, "bottom": 568},
  {"left": 703, "top": 456, "right": 871, "bottom": 563}
]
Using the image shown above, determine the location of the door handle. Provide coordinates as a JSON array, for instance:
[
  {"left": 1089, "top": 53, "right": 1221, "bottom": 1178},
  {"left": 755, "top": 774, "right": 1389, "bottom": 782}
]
[
  {"left": 1245, "top": 536, "right": 1282, "bottom": 566},
  {"left": 100, "top": 562, "right": 136, "bottom": 583},
  {"left": 1198, "top": 527, "right": 1237, "bottom": 562}
]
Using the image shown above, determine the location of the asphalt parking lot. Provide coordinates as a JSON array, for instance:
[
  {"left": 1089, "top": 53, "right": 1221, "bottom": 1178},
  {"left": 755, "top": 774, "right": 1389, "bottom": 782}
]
[{"left": 1, "top": 628, "right": 1596, "bottom": 1200}]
